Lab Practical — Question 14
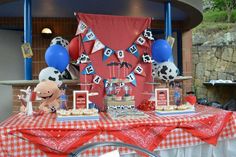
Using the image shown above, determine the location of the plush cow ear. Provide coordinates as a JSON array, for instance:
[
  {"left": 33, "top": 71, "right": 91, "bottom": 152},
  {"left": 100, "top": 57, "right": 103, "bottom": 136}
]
[
  {"left": 61, "top": 69, "right": 72, "bottom": 80},
  {"left": 59, "top": 83, "right": 67, "bottom": 90},
  {"left": 57, "top": 82, "right": 63, "bottom": 88}
]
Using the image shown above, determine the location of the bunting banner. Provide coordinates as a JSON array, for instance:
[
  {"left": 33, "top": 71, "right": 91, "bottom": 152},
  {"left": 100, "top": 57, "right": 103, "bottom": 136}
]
[
  {"left": 103, "top": 46, "right": 115, "bottom": 61},
  {"left": 143, "top": 28, "right": 154, "bottom": 41},
  {"left": 119, "top": 82, "right": 125, "bottom": 87},
  {"left": 93, "top": 75, "right": 102, "bottom": 84},
  {"left": 127, "top": 44, "right": 139, "bottom": 58},
  {"left": 115, "top": 50, "right": 124, "bottom": 62},
  {"left": 81, "top": 63, "right": 96, "bottom": 75},
  {"left": 77, "top": 20, "right": 155, "bottom": 63},
  {"left": 135, "top": 34, "right": 149, "bottom": 47},
  {"left": 76, "top": 20, "right": 88, "bottom": 35},
  {"left": 103, "top": 79, "right": 112, "bottom": 88},
  {"left": 126, "top": 72, "right": 137, "bottom": 86},
  {"left": 134, "top": 64, "right": 146, "bottom": 77},
  {"left": 92, "top": 39, "right": 105, "bottom": 54},
  {"left": 82, "top": 29, "right": 97, "bottom": 42},
  {"left": 142, "top": 53, "right": 152, "bottom": 63},
  {"left": 76, "top": 53, "right": 91, "bottom": 64}
]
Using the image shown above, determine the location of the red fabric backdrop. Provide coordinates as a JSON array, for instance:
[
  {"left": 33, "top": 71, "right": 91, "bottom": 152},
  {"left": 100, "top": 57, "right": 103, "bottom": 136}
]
[{"left": 75, "top": 13, "right": 153, "bottom": 110}]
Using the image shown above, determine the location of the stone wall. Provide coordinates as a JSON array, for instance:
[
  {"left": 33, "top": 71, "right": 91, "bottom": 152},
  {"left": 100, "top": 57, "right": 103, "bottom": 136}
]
[{"left": 192, "top": 31, "right": 236, "bottom": 103}]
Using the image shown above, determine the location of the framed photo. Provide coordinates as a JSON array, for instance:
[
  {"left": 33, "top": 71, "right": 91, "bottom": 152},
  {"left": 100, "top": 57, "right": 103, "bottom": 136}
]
[
  {"left": 21, "top": 43, "right": 33, "bottom": 58},
  {"left": 155, "top": 88, "right": 169, "bottom": 107},
  {"left": 73, "top": 90, "right": 89, "bottom": 110},
  {"left": 167, "top": 36, "right": 175, "bottom": 48}
]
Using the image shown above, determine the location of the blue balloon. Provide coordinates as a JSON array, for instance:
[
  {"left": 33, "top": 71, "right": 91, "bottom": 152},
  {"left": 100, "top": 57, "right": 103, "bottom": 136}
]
[
  {"left": 45, "top": 45, "right": 70, "bottom": 72},
  {"left": 168, "top": 55, "right": 174, "bottom": 62},
  {"left": 152, "top": 39, "right": 172, "bottom": 62}
]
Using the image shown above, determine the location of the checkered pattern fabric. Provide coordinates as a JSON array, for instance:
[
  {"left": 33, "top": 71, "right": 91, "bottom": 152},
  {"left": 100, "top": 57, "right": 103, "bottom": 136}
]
[{"left": 0, "top": 105, "right": 235, "bottom": 157}]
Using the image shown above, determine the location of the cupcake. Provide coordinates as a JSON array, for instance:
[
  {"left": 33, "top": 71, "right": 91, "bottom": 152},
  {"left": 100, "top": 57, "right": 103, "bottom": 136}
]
[
  {"left": 163, "top": 105, "right": 175, "bottom": 111},
  {"left": 156, "top": 106, "right": 164, "bottom": 111},
  {"left": 71, "top": 109, "right": 83, "bottom": 115},
  {"left": 57, "top": 109, "right": 71, "bottom": 116},
  {"left": 177, "top": 105, "right": 189, "bottom": 110},
  {"left": 83, "top": 109, "right": 98, "bottom": 115}
]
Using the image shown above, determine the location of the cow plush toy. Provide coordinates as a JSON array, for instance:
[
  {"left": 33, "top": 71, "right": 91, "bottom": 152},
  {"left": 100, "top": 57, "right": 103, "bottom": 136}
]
[{"left": 34, "top": 80, "right": 61, "bottom": 113}]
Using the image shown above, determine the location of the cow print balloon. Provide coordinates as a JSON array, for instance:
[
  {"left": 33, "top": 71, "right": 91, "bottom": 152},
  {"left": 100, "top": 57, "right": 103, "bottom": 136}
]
[
  {"left": 152, "top": 70, "right": 157, "bottom": 78},
  {"left": 39, "top": 67, "right": 63, "bottom": 86},
  {"left": 50, "top": 36, "right": 69, "bottom": 50},
  {"left": 152, "top": 60, "right": 159, "bottom": 72},
  {"left": 156, "top": 61, "right": 179, "bottom": 82}
]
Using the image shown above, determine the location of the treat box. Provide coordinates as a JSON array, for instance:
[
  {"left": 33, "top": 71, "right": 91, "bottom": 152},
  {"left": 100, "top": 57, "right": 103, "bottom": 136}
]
[
  {"left": 57, "top": 114, "right": 99, "bottom": 122},
  {"left": 155, "top": 107, "right": 195, "bottom": 116}
]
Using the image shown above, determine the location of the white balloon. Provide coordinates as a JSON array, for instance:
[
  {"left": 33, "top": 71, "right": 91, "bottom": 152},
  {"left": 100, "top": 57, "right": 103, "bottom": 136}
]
[
  {"left": 152, "top": 60, "right": 160, "bottom": 78},
  {"left": 39, "top": 67, "right": 63, "bottom": 86},
  {"left": 156, "top": 61, "right": 179, "bottom": 82}
]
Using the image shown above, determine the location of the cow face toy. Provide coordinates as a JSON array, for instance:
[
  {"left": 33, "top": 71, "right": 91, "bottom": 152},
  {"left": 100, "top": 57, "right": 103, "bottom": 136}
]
[{"left": 34, "top": 80, "right": 61, "bottom": 113}]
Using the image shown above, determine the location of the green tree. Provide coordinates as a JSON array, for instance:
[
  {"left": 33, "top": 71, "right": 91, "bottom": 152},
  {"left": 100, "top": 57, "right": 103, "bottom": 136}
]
[{"left": 212, "top": 0, "right": 236, "bottom": 22}]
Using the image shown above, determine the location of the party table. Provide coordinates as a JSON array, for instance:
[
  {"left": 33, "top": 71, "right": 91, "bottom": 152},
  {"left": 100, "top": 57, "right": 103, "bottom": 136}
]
[{"left": 0, "top": 105, "right": 235, "bottom": 157}]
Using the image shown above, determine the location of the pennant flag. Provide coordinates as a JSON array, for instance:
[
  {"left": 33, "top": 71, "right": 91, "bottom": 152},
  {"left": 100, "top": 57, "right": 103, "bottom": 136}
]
[
  {"left": 76, "top": 53, "right": 90, "bottom": 64},
  {"left": 76, "top": 20, "right": 88, "bottom": 35},
  {"left": 135, "top": 34, "right": 149, "bottom": 47},
  {"left": 142, "top": 53, "right": 152, "bottom": 63},
  {"left": 134, "top": 64, "right": 146, "bottom": 77},
  {"left": 126, "top": 72, "right": 137, "bottom": 86},
  {"left": 92, "top": 39, "right": 105, "bottom": 54},
  {"left": 93, "top": 75, "right": 102, "bottom": 84},
  {"left": 143, "top": 29, "right": 154, "bottom": 40},
  {"left": 81, "top": 63, "right": 95, "bottom": 75},
  {"left": 103, "top": 46, "right": 115, "bottom": 61},
  {"left": 119, "top": 82, "right": 125, "bottom": 87},
  {"left": 127, "top": 44, "right": 139, "bottom": 58},
  {"left": 82, "top": 29, "right": 96, "bottom": 42},
  {"left": 115, "top": 50, "right": 124, "bottom": 62},
  {"left": 103, "top": 79, "right": 111, "bottom": 88}
]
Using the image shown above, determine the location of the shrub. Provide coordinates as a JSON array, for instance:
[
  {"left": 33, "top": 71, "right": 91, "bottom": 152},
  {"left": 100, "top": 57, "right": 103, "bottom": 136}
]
[
  {"left": 204, "top": 10, "right": 227, "bottom": 22},
  {"left": 231, "top": 10, "right": 236, "bottom": 22},
  {"left": 203, "top": 9, "right": 236, "bottom": 23}
]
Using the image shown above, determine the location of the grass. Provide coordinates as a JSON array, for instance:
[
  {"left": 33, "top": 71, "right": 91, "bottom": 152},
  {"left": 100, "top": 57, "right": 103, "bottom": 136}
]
[
  {"left": 193, "top": 22, "right": 235, "bottom": 34},
  {"left": 193, "top": 9, "right": 236, "bottom": 34},
  {"left": 203, "top": 9, "right": 236, "bottom": 23}
]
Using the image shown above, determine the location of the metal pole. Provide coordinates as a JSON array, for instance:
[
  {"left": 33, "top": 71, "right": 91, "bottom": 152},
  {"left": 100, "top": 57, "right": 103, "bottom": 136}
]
[
  {"left": 164, "top": 0, "right": 172, "bottom": 39},
  {"left": 24, "top": 0, "right": 32, "bottom": 80}
]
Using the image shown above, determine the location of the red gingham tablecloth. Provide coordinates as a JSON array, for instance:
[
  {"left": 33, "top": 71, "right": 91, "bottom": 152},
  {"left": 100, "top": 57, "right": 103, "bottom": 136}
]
[{"left": 0, "top": 105, "right": 235, "bottom": 157}]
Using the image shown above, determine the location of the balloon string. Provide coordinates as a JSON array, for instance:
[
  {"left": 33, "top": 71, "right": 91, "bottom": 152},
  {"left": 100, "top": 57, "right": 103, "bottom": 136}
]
[
  {"left": 117, "top": 66, "right": 118, "bottom": 78},
  {"left": 84, "top": 74, "right": 87, "bottom": 90},
  {"left": 123, "top": 68, "right": 125, "bottom": 79},
  {"left": 109, "top": 67, "right": 111, "bottom": 79},
  {"left": 113, "top": 63, "right": 115, "bottom": 78},
  {"left": 125, "top": 68, "right": 126, "bottom": 79},
  {"left": 118, "top": 67, "right": 120, "bottom": 79}
]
